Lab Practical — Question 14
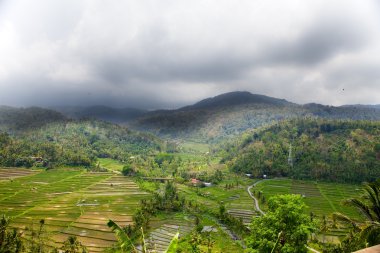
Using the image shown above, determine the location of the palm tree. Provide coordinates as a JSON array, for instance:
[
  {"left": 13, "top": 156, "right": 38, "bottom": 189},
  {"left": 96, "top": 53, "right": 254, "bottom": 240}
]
[
  {"left": 61, "top": 236, "right": 88, "bottom": 253},
  {"left": 0, "top": 215, "right": 23, "bottom": 253},
  {"left": 333, "top": 179, "right": 380, "bottom": 246},
  {"left": 0, "top": 215, "right": 10, "bottom": 247}
]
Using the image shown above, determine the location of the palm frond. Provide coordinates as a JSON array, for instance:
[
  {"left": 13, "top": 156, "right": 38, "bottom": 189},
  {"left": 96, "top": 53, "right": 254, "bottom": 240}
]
[
  {"left": 345, "top": 198, "right": 374, "bottom": 221},
  {"left": 107, "top": 219, "right": 137, "bottom": 252},
  {"left": 164, "top": 231, "right": 179, "bottom": 253},
  {"left": 365, "top": 182, "right": 380, "bottom": 221},
  {"left": 332, "top": 212, "right": 359, "bottom": 230},
  {"left": 360, "top": 222, "right": 380, "bottom": 246}
]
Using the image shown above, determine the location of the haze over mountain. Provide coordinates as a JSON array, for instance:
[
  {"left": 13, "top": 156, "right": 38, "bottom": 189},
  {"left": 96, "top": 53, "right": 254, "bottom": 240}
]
[
  {"left": 1, "top": 91, "right": 379, "bottom": 142},
  {"left": 0, "top": 106, "right": 66, "bottom": 133},
  {"left": 180, "top": 91, "right": 293, "bottom": 110},
  {"left": 53, "top": 105, "right": 146, "bottom": 123},
  {"left": 130, "top": 91, "right": 380, "bottom": 141}
]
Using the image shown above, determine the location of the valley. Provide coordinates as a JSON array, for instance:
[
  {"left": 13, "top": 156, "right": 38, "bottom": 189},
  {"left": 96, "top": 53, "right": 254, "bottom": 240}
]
[{"left": 1, "top": 92, "right": 380, "bottom": 252}]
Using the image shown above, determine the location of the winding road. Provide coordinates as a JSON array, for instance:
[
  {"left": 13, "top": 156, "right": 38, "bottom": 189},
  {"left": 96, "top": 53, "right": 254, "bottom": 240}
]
[
  {"left": 247, "top": 180, "right": 321, "bottom": 253},
  {"left": 247, "top": 180, "right": 265, "bottom": 215}
]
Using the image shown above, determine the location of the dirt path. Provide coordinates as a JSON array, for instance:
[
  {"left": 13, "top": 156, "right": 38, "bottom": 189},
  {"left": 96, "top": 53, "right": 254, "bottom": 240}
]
[{"left": 247, "top": 180, "right": 265, "bottom": 215}]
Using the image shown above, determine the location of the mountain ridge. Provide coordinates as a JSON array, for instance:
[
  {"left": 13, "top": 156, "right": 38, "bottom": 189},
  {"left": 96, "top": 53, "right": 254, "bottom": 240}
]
[
  {"left": 2, "top": 91, "right": 380, "bottom": 141},
  {"left": 179, "top": 91, "right": 294, "bottom": 110},
  {"left": 52, "top": 105, "right": 146, "bottom": 123}
]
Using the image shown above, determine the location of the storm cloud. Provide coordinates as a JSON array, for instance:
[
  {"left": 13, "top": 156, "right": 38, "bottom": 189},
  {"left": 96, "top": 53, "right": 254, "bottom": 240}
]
[{"left": 0, "top": 0, "right": 379, "bottom": 108}]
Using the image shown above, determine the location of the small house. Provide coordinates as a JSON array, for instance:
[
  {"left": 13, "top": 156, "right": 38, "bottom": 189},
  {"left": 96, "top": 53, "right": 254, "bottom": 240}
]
[{"left": 191, "top": 178, "right": 201, "bottom": 186}]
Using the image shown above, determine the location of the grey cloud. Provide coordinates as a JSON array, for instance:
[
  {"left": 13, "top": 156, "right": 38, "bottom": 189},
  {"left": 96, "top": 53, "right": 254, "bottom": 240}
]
[
  {"left": 264, "top": 18, "right": 367, "bottom": 66},
  {"left": 0, "top": 0, "right": 379, "bottom": 108}
]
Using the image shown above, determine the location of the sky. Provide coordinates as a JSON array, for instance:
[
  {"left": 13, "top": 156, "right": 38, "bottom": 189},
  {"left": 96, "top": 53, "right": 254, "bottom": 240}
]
[{"left": 0, "top": 0, "right": 379, "bottom": 109}]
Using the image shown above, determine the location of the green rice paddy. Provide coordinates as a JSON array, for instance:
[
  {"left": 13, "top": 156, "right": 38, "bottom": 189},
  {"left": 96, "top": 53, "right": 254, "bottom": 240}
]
[
  {"left": 0, "top": 168, "right": 148, "bottom": 252},
  {"left": 253, "top": 178, "right": 363, "bottom": 220},
  {"left": 0, "top": 167, "right": 366, "bottom": 251}
]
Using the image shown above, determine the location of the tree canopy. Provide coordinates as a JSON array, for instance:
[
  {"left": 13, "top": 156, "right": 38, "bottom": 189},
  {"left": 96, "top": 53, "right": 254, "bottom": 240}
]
[{"left": 245, "top": 194, "right": 316, "bottom": 253}]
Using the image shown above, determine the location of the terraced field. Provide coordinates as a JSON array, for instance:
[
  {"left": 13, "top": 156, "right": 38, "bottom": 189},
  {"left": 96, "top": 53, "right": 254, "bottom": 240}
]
[
  {"left": 178, "top": 178, "right": 259, "bottom": 225},
  {"left": 140, "top": 214, "right": 194, "bottom": 252},
  {"left": 253, "top": 178, "right": 363, "bottom": 219},
  {"left": 0, "top": 168, "right": 149, "bottom": 252},
  {"left": 226, "top": 189, "right": 260, "bottom": 225},
  {"left": 0, "top": 167, "right": 40, "bottom": 180}
]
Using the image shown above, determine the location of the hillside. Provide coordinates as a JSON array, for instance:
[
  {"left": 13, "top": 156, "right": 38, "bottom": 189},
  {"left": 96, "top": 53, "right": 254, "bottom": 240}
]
[
  {"left": 3, "top": 92, "right": 379, "bottom": 143},
  {"left": 53, "top": 105, "right": 146, "bottom": 123},
  {"left": 0, "top": 106, "right": 66, "bottom": 133},
  {"left": 180, "top": 91, "right": 293, "bottom": 110},
  {"left": 0, "top": 119, "right": 164, "bottom": 168},
  {"left": 341, "top": 104, "right": 380, "bottom": 110},
  {"left": 222, "top": 118, "right": 380, "bottom": 183},
  {"left": 131, "top": 92, "right": 380, "bottom": 142}
]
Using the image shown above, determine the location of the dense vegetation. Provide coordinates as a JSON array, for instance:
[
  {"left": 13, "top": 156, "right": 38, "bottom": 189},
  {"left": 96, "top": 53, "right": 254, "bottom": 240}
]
[
  {"left": 246, "top": 194, "right": 316, "bottom": 252},
  {"left": 0, "top": 120, "right": 163, "bottom": 168},
  {"left": 225, "top": 119, "right": 380, "bottom": 183}
]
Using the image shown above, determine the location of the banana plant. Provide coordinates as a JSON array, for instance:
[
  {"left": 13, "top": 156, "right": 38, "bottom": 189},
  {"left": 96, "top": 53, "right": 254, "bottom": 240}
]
[
  {"left": 107, "top": 219, "right": 137, "bottom": 253},
  {"left": 108, "top": 219, "right": 180, "bottom": 253}
]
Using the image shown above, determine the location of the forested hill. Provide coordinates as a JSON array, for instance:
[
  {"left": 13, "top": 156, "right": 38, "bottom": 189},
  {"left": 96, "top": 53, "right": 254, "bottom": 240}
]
[
  {"left": 53, "top": 105, "right": 147, "bottom": 123},
  {"left": 180, "top": 91, "right": 293, "bottom": 110},
  {"left": 222, "top": 119, "right": 380, "bottom": 183},
  {"left": 131, "top": 92, "right": 380, "bottom": 142},
  {"left": 0, "top": 106, "right": 66, "bottom": 133},
  {"left": 341, "top": 104, "right": 380, "bottom": 110},
  {"left": 2, "top": 92, "right": 380, "bottom": 143},
  {"left": 0, "top": 120, "right": 164, "bottom": 168}
]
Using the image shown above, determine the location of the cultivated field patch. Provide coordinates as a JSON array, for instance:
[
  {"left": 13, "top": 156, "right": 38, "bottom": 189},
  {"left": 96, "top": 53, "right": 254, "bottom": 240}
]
[
  {"left": 0, "top": 168, "right": 149, "bottom": 252},
  {"left": 253, "top": 179, "right": 362, "bottom": 220}
]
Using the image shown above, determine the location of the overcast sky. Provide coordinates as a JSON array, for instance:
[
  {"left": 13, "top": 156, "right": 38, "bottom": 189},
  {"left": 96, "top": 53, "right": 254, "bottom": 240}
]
[{"left": 0, "top": 0, "right": 379, "bottom": 109}]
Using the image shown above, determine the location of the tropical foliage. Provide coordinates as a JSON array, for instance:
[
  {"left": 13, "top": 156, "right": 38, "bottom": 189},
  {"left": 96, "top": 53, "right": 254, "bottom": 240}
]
[
  {"left": 331, "top": 179, "right": 380, "bottom": 251},
  {"left": 245, "top": 194, "right": 316, "bottom": 253},
  {"left": 0, "top": 120, "right": 163, "bottom": 168},
  {"left": 226, "top": 119, "right": 380, "bottom": 183}
]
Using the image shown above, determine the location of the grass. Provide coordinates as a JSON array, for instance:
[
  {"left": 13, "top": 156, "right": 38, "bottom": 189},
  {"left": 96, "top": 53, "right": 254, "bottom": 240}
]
[
  {"left": 97, "top": 158, "right": 126, "bottom": 171},
  {"left": 178, "top": 141, "right": 210, "bottom": 154}
]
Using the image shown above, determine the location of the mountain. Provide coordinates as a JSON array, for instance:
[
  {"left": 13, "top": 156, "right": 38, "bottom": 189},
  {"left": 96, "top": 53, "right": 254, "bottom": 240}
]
[
  {"left": 0, "top": 106, "right": 67, "bottom": 133},
  {"left": 302, "top": 103, "right": 380, "bottom": 119},
  {"left": 131, "top": 92, "right": 380, "bottom": 141},
  {"left": 180, "top": 91, "right": 293, "bottom": 110},
  {"left": 53, "top": 105, "right": 146, "bottom": 123},
  {"left": 3, "top": 91, "right": 379, "bottom": 142},
  {"left": 341, "top": 104, "right": 380, "bottom": 110},
  {"left": 132, "top": 92, "right": 303, "bottom": 141}
]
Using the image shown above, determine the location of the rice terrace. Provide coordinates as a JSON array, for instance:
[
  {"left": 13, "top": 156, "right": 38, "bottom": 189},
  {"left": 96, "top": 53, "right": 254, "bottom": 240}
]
[
  {"left": 0, "top": 161, "right": 372, "bottom": 252},
  {"left": 0, "top": 168, "right": 148, "bottom": 252}
]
